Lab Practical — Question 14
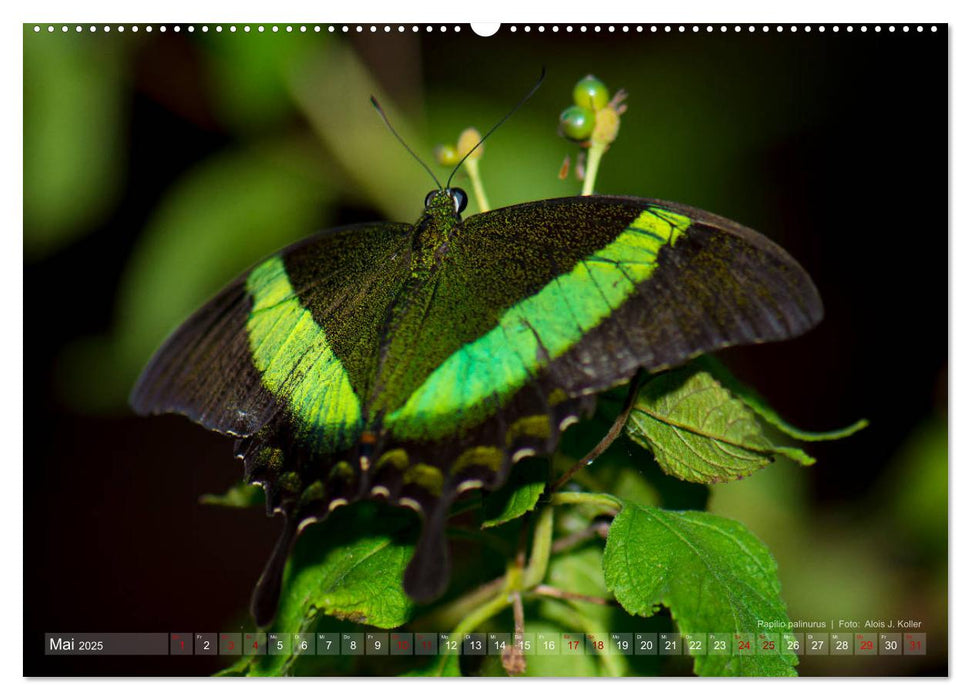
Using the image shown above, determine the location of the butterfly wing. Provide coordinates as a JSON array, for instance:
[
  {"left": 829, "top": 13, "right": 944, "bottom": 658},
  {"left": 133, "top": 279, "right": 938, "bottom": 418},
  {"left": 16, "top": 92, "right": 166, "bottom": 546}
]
[
  {"left": 131, "top": 221, "right": 417, "bottom": 626},
  {"left": 377, "top": 195, "right": 821, "bottom": 442},
  {"left": 130, "top": 221, "right": 413, "bottom": 441},
  {"left": 367, "top": 195, "right": 821, "bottom": 599},
  {"left": 458, "top": 195, "right": 822, "bottom": 398}
]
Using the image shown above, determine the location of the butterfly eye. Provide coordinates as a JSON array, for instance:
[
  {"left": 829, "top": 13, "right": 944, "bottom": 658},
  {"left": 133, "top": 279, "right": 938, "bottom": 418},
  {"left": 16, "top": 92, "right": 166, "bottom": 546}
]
[
  {"left": 450, "top": 188, "right": 468, "bottom": 214},
  {"left": 424, "top": 190, "right": 438, "bottom": 209}
]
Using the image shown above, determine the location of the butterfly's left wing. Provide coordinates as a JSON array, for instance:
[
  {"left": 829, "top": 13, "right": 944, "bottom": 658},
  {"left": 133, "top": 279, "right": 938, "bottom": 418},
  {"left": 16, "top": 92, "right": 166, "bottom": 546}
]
[{"left": 130, "top": 222, "right": 414, "bottom": 441}]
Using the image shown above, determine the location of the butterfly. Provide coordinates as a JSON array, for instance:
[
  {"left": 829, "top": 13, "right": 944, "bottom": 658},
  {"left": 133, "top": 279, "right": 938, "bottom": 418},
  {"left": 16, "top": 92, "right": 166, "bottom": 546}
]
[{"left": 130, "top": 182, "right": 822, "bottom": 626}]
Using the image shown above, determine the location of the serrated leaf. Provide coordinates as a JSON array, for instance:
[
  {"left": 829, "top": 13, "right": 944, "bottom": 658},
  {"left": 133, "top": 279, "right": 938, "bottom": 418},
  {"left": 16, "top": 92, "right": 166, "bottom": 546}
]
[
  {"left": 603, "top": 502, "right": 797, "bottom": 676},
  {"left": 482, "top": 458, "right": 548, "bottom": 528},
  {"left": 199, "top": 483, "right": 264, "bottom": 508},
  {"left": 626, "top": 364, "right": 814, "bottom": 484},
  {"left": 281, "top": 504, "right": 417, "bottom": 630},
  {"left": 697, "top": 356, "right": 868, "bottom": 441},
  {"left": 245, "top": 504, "right": 417, "bottom": 675}
]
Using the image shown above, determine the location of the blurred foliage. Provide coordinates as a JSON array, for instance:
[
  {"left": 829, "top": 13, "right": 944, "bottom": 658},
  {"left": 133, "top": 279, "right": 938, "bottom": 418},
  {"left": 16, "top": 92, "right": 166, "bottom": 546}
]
[
  {"left": 24, "top": 32, "right": 127, "bottom": 259},
  {"left": 200, "top": 30, "right": 322, "bottom": 135},
  {"left": 199, "top": 482, "right": 265, "bottom": 509},
  {"left": 292, "top": 42, "right": 433, "bottom": 221},
  {"left": 885, "top": 417, "right": 948, "bottom": 556}
]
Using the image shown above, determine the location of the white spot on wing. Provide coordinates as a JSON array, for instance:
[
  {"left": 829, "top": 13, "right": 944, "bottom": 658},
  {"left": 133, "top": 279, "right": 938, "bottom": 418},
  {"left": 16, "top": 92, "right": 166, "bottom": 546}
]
[
  {"left": 327, "top": 498, "right": 348, "bottom": 512},
  {"left": 457, "top": 479, "right": 484, "bottom": 494},
  {"left": 398, "top": 497, "right": 422, "bottom": 512},
  {"left": 512, "top": 447, "right": 537, "bottom": 462}
]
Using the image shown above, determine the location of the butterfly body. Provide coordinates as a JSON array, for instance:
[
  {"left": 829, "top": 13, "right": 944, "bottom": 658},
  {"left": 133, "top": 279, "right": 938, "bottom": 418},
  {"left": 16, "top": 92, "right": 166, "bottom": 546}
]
[{"left": 131, "top": 191, "right": 822, "bottom": 625}]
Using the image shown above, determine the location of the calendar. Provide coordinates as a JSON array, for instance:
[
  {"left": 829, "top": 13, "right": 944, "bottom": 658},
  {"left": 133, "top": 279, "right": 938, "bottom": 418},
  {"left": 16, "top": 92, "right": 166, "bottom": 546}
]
[{"left": 44, "top": 630, "right": 928, "bottom": 658}]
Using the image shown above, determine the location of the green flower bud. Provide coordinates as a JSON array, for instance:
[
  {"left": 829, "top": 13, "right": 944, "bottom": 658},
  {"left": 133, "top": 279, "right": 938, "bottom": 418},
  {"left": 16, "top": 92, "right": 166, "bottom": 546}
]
[
  {"left": 434, "top": 143, "right": 460, "bottom": 167},
  {"left": 559, "top": 105, "right": 596, "bottom": 141},
  {"left": 572, "top": 75, "right": 610, "bottom": 111},
  {"left": 456, "top": 128, "right": 484, "bottom": 161}
]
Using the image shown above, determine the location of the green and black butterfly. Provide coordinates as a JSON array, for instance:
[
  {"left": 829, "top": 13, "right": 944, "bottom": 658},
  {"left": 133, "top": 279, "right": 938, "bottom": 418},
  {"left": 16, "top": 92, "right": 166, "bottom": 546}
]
[{"left": 131, "top": 98, "right": 822, "bottom": 628}]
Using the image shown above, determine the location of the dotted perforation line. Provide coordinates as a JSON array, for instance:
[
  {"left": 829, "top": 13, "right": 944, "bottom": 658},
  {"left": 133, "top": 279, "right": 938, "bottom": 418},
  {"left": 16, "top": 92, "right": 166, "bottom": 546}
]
[
  {"left": 29, "top": 24, "right": 467, "bottom": 34},
  {"left": 504, "top": 24, "right": 940, "bottom": 33},
  {"left": 30, "top": 23, "right": 942, "bottom": 35}
]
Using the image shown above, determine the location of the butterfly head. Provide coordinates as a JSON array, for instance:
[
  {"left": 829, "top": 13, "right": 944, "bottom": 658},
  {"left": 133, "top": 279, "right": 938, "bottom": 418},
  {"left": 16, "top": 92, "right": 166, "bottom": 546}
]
[
  {"left": 413, "top": 188, "right": 467, "bottom": 257},
  {"left": 424, "top": 188, "right": 468, "bottom": 219}
]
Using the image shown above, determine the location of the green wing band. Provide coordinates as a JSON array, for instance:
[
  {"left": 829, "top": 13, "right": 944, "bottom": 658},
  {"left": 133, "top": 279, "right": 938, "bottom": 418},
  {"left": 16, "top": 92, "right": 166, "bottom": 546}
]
[
  {"left": 387, "top": 207, "right": 690, "bottom": 440},
  {"left": 246, "top": 256, "right": 363, "bottom": 452}
]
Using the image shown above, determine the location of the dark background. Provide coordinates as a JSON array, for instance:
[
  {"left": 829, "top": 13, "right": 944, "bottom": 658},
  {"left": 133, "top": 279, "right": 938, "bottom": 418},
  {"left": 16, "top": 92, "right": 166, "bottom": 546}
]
[{"left": 24, "top": 23, "right": 947, "bottom": 676}]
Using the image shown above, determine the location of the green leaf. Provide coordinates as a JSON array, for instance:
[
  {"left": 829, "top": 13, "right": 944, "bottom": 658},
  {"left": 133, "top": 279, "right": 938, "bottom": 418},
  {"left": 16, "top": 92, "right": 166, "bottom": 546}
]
[
  {"left": 540, "top": 547, "right": 628, "bottom": 677},
  {"left": 626, "top": 363, "right": 814, "bottom": 484},
  {"left": 697, "top": 356, "right": 869, "bottom": 441},
  {"left": 482, "top": 458, "right": 548, "bottom": 528},
  {"left": 281, "top": 503, "right": 417, "bottom": 629},
  {"left": 199, "top": 483, "right": 264, "bottom": 508},
  {"left": 245, "top": 503, "right": 417, "bottom": 676},
  {"left": 602, "top": 501, "right": 797, "bottom": 676}
]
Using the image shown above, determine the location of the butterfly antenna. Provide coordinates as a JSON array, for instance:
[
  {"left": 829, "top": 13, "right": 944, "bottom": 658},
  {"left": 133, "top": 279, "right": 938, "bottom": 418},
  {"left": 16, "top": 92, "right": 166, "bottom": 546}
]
[
  {"left": 370, "top": 96, "right": 443, "bottom": 190},
  {"left": 446, "top": 67, "right": 547, "bottom": 189}
]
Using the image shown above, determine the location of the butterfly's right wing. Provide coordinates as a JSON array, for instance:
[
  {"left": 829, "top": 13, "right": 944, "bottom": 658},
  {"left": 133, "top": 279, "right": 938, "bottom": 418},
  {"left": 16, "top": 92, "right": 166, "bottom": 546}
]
[{"left": 130, "top": 222, "right": 414, "bottom": 443}]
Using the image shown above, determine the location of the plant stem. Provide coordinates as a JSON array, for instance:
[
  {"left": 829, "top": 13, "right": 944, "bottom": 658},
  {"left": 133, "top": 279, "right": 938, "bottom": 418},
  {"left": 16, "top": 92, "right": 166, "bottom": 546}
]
[
  {"left": 581, "top": 140, "right": 606, "bottom": 196},
  {"left": 463, "top": 158, "right": 490, "bottom": 212},
  {"left": 411, "top": 574, "right": 505, "bottom": 632},
  {"left": 550, "top": 371, "right": 641, "bottom": 491},
  {"left": 435, "top": 590, "right": 510, "bottom": 675},
  {"left": 550, "top": 491, "right": 622, "bottom": 514},
  {"left": 501, "top": 590, "right": 527, "bottom": 676},
  {"left": 551, "top": 521, "right": 611, "bottom": 554},
  {"left": 523, "top": 506, "right": 554, "bottom": 589},
  {"left": 531, "top": 584, "right": 614, "bottom": 607}
]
